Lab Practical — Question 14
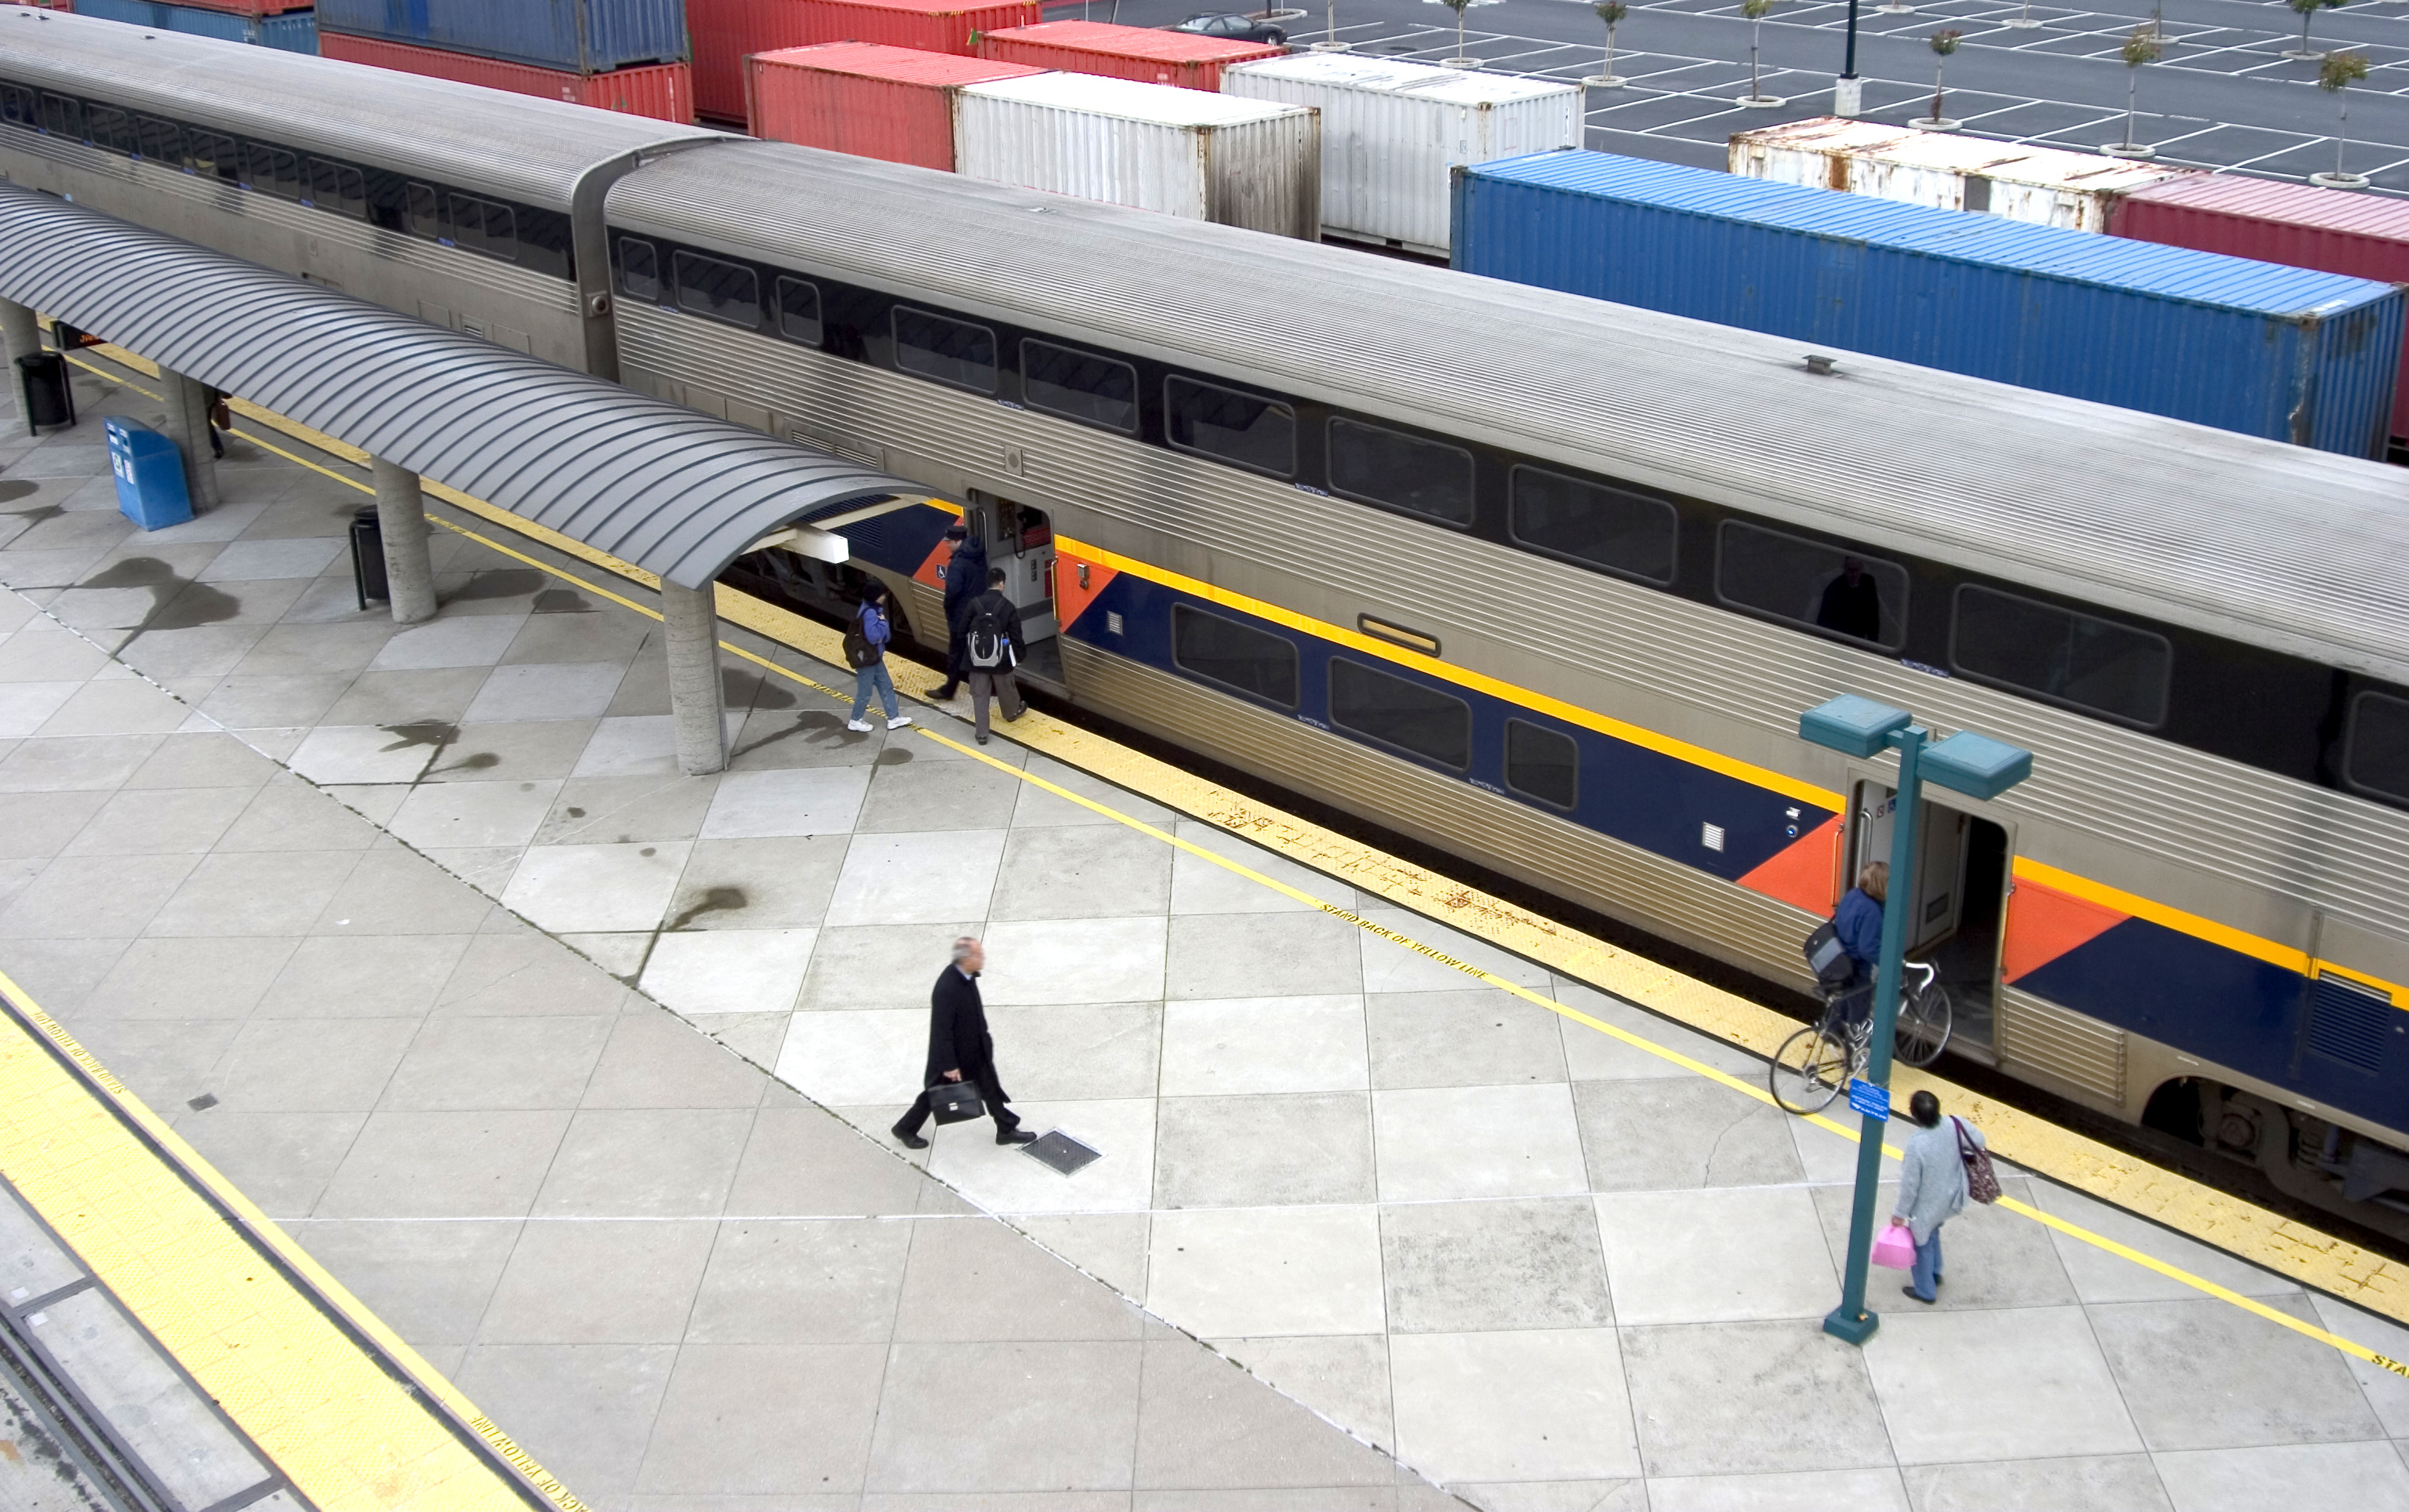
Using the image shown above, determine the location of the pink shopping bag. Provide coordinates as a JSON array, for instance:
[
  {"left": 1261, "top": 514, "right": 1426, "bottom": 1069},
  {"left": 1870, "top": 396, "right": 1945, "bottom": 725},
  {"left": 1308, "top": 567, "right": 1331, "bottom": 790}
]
[{"left": 1870, "top": 1225, "right": 1915, "bottom": 1270}]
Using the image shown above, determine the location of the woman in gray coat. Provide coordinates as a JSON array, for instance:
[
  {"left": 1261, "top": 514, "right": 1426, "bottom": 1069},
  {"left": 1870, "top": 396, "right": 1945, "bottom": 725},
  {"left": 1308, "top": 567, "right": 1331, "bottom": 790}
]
[{"left": 1889, "top": 1089, "right": 1985, "bottom": 1303}]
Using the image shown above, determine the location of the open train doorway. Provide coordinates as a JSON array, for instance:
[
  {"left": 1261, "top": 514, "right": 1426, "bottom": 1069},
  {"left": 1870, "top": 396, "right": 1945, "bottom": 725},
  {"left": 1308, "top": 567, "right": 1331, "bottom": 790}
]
[
  {"left": 1846, "top": 780, "right": 2012, "bottom": 1054},
  {"left": 965, "top": 490, "right": 1062, "bottom": 692}
]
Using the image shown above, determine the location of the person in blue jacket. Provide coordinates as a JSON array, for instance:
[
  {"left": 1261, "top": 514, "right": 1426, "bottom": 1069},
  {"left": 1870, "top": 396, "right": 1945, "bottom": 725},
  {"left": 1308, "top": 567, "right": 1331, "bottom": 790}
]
[
  {"left": 845, "top": 583, "right": 914, "bottom": 734},
  {"left": 1829, "top": 860, "right": 1888, "bottom": 1028}
]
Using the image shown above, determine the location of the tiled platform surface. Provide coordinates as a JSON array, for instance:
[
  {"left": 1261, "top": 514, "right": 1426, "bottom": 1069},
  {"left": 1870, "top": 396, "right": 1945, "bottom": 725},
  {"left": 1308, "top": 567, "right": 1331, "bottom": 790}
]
[{"left": 5, "top": 358, "right": 2409, "bottom": 1511}]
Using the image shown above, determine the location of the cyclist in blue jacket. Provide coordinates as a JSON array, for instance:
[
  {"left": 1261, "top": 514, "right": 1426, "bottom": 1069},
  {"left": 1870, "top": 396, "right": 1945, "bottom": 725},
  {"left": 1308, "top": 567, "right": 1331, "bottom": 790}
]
[{"left": 1829, "top": 860, "right": 1888, "bottom": 1028}]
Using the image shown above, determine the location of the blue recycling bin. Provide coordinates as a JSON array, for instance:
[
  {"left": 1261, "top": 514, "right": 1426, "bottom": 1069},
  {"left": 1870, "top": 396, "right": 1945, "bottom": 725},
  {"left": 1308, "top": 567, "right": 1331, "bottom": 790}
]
[{"left": 107, "top": 417, "right": 193, "bottom": 531}]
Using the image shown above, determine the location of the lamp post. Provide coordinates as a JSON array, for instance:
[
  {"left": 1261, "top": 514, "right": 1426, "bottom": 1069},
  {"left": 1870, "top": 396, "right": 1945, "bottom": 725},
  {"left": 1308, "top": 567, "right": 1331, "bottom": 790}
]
[
  {"left": 1798, "top": 694, "right": 2032, "bottom": 1347},
  {"left": 1835, "top": 0, "right": 1862, "bottom": 115}
]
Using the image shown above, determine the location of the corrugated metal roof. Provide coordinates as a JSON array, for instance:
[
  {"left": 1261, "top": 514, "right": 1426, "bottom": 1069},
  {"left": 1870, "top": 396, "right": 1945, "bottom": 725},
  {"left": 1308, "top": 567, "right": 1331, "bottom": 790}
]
[
  {"left": 0, "top": 184, "right": 920, "bottom": 589},
  {"left": 1474, "top": 149, "right": 2394, "bottom": 318},
  {"left": 2, "top": 9, "right": 720, "bottom": 209},
  {"left": 609, "top": 140, "right": 2409, "bottom": 685}
]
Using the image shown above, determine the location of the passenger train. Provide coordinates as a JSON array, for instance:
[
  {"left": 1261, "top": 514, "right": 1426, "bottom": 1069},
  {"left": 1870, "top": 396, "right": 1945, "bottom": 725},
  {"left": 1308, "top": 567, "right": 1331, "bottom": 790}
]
[{"left": 8, "top": 9, "right": 2409, "bottom": 1238}]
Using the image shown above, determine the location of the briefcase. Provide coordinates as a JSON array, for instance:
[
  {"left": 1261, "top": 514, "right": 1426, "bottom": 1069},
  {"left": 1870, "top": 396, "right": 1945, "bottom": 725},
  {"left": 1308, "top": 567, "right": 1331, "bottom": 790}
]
[{"left": 928, "top": 1081, "right": 985, "bottom": 1125}]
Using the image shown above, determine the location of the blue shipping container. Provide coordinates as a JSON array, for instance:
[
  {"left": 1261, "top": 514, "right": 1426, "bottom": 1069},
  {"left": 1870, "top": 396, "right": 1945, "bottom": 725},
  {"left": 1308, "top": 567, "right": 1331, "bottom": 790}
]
[
  {"left": 1452, "top": 151, "right": 2404, "bottom": 457},
  {"left": 73, "top": 0, "right": 319, "bottom": 53},
  {"left": 313, "top": 0, "right": 688, "bottom": 73}
]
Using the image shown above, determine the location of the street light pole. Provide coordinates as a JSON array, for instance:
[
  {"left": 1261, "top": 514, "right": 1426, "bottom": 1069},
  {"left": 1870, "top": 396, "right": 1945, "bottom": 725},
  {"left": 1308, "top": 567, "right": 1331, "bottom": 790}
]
[
  {"left": 1824, "top": 721, "right": 1922, "bottom": 1346},
  {"left": 1797, "top": 695, "right": 2033, "bottom": 1348},
  {"left": 1837, "top": 0, "right": 1863, "bottom": 114}
]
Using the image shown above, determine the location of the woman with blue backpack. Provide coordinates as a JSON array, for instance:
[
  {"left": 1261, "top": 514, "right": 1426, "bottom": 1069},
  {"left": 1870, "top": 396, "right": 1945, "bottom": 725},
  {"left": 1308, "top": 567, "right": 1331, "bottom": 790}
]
[{"left": 844, "top": 583, "right": 914, "bottom": 734}]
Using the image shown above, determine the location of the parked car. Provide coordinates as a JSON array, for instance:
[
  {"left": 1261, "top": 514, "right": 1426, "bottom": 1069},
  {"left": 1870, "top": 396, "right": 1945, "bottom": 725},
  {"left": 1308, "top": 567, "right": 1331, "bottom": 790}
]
[{"left": 1173, "top": 11, "right": 1288, "bottom": 45}]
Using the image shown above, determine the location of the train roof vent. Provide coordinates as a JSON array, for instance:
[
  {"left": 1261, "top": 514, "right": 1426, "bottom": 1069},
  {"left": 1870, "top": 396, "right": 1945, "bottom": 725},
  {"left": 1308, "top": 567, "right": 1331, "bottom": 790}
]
[{"left": 2307, "top": 974, "right": 2394, "bottom": 1075}]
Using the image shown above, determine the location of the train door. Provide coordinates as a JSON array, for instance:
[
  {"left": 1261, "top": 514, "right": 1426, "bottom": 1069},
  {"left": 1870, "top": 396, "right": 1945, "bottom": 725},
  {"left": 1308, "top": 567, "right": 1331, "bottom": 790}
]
[
  {"left": 1845, "top": 780, "right": 2012, "bottom": 1054},
  {"left": 965, "top": 490, "right": 1061, "bottom": 691}
]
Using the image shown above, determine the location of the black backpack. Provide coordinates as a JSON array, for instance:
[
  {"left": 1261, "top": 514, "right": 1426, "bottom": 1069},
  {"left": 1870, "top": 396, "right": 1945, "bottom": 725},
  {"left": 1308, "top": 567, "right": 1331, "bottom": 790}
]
[
  {"left": 1803, "top": 920, "right": 1855, "bottom": 990},
  {"left": 968, "top": 598, "right": 1008, "bottom": 669},
  {"left": 841, "top": 612, "right": 877, "bottom": 670}
]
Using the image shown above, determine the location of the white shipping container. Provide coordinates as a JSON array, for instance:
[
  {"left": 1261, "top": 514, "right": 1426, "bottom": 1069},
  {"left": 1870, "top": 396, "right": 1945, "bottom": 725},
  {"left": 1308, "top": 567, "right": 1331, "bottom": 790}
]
[
  {"left": 1728, "top": 117, "right": 2194, "bottom": 233},
  {"left": 1222, "top": 53, "right": 1580, "bottom": 256},
  {"left": 953, "top": 72, "right": 1320, "bottom": 238}
]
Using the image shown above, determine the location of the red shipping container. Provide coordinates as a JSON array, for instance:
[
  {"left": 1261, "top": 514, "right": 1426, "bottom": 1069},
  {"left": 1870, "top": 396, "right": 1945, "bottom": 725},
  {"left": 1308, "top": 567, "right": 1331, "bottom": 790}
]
[
  {"left": 689, "top": 0, "right": 1041, "bottom": 123},
  {"left": 319, "top": 32, "right": 696, "bottom": 122},
  {"left": 975, "top": 20, "right": 1284, "bottom": 91},
  {"left": 2111, "top": 174, "right": 2409, "bottom": 443},
  {"left": 747, "top": 42, "right": 1041, "bottom": 169},
  {"left": 125, "top": 0, "right": 312, "bottom": 15}
]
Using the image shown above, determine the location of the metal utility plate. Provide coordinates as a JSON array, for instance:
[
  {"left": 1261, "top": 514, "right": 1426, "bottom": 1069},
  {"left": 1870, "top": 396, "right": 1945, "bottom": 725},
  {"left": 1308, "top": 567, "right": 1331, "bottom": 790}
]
[{"left": 1022, "top": 1130, "right": 1102, "bottom": 1177}]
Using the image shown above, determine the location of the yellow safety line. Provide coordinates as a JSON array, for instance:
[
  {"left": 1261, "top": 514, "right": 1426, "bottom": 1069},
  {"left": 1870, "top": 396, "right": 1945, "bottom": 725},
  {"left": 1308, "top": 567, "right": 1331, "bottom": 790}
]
[
  {"left": 0, "top": 967, "right": 579, "bottom": 1511},
  {"left": 54, "top": 347, "right": 2409, "bottom": 1336}
]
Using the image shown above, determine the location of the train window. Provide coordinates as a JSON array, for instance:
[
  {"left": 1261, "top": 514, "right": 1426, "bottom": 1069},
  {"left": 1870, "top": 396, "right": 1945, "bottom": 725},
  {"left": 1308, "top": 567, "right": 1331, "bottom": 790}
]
[
  {"left": 673, "top": 251, "right": 762, "bottom": 331},
  {"left": 1165, "top": 375, "right": 1292, "bottom": 478},
  {"left": 1716, "top": 521, "right": 1907, "bottom": 650},
  {"left": 1951, "top": 585, "right": 2171, "bottom": 727},
  {"left": 616, "top": 236, "right": 659, "bottom": 301},
  {"left": 135, "top": 116, "right": 185, "bottom": 168},
  {"left": 774, "top": 276, "right": 821, "bottom": 345},
  {"left": 1330, "top": 658, "right": 1471, "bottom": 771},
  {"left": 892, "top": 307, "right": 997, "bottom": 394},
  {"left": 38, "top": 93, "right": 82, "bottom": 141},
  {"left": 0, "top": 85, "right": 33, "bottom": 130},
  {"left": 1022, "top": 340, "right": 1137, "bottom": 434},
  {"left": 2344, "top": 691, "right": 2409, "bottom": 806},
  {"left": 405, "top": 182, "right": 444, "bottom": 239},
  {"left": 1328, "top": 418, "right": 1475, "bottom": 527},
  {"left": 187, "top": 131, "right": 237, "bottom": 182},
  {"left": 1172, "top": 604, "right": 1298, "bottom": 710},
  {"left": 306, "top": 158, "right": 366, "bottom": 220},
  {"left": 86, "top": 107, "right": 133, "bottom": 156},
  {"left": 1505, "top": 719, "right": 1579, "bottom": 810},
  {"left": 241, "top": 142, "right": 300, "bottom": 199},
  {"left": 449, "top": 194, "right": 518, "bottom": 261},
  {"left": 1509, "top": 466, "right": 1677, "bottom": 585}
]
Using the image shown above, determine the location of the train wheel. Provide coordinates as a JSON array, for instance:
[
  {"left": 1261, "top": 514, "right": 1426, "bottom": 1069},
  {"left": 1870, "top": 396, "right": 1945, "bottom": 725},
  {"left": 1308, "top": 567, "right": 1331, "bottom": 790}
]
[{"left": 1771, "top": 1025, "right": 1851, "bottom": 1115}]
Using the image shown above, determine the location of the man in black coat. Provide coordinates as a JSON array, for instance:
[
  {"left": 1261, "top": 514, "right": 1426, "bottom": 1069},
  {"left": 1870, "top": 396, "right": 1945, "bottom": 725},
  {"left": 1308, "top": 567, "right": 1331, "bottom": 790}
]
[
  {"left": 892, "top": 936, "right": 1034, "bottom": 1149},
  {"left": 930, "top": 523, "right": 988, "bottom": 701}
]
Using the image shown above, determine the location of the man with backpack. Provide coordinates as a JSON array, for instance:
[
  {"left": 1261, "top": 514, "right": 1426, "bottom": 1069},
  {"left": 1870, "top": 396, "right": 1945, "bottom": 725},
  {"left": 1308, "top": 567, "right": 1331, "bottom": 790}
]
[
  {"left": 843, "top": 583, "right": 914, "bottom": 734},
  {"left": 930, "top": 522, "right": 987, "bottom": 702},
  {"left": 961, "top": 567, "right": 1024, "bottom": 746}
]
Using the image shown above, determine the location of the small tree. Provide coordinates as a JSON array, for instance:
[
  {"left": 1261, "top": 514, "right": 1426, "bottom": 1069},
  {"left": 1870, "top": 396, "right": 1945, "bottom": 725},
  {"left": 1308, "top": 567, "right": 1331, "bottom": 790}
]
[
  {"left": 2320, "top": 49, "right": 2371, "bottom": 183},
  {"left": 1440, "top": 0, "right": 1475, "bottom": 64},
  {"left": 1742, "top": 0, "right": 1776, "bottom": 103},
  {"left": 1928, "top": 30, "right": 1961, "bottom": 125},
  {"left": 1594, "top": 1, "right": 1630, "bottom": 82},
  {"left": 2287, "top": 0, "right": 2346, "bottom": 60},
  {"left": 2116, "top": 26, "right": 2162, "bottom": 152}
]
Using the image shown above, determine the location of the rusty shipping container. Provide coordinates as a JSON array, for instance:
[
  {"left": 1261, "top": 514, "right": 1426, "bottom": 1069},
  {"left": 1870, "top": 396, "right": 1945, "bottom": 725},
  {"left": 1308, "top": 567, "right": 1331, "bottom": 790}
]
[
  {"left": 747, "top": 41, "right": 1040, "bottom": 169},
  {"left": 976, "top": 20, "right": 1281, "bottom": 90},
  {"left": 689, "top": 0, "right": 1037, "bottom": 118},
  {"left": 319, "top": 31, "right": 696, "bottom": 121},
  {"left": 2112, "top": 173, "right": 2409, "bottom": 447}
]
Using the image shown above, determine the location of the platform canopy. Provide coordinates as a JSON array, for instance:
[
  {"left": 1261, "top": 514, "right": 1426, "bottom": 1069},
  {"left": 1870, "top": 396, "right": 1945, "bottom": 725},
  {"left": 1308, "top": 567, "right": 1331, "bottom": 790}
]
[{"left": 0, "top": 184, "right": 926, "bottom": 589}]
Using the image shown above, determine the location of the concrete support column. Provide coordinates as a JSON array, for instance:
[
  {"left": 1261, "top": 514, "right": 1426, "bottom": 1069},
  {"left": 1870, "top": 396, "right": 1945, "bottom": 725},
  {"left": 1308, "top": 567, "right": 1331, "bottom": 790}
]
[
  {"left": 371, "top": 457, "right": 438, "bottom": 626},
  {"left": 157, "top": 367, "right": 221, "bottom": 511},
  {"left": 0, "top": 297, "right": 39, "bottom": 427},
  {"left": 661, "top": 579, "right": 727, "bottom": 776}
]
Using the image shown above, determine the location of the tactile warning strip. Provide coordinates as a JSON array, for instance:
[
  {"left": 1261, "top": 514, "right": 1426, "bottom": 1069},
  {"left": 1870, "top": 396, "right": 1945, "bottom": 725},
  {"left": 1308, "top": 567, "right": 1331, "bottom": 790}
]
[{"left": 0, "top": 968, "right": 568, "bottom": 1512}]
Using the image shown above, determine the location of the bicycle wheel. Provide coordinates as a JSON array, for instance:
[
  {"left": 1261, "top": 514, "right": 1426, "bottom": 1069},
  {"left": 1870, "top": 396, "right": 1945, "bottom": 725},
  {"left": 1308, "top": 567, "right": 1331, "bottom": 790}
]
[
  {"left": 1771, "top": 1024, "right": 1851, "bottom": 1115},
  {"left": 1895, "top": 981, "right": 1953, "bottom": 1068}
]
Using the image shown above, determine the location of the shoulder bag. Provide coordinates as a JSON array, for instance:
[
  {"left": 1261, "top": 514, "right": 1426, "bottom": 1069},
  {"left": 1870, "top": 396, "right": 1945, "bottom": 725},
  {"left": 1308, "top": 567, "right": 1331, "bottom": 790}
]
[{"left": 1953, "top": 1116, "right": 2000, "bottom": 1205}]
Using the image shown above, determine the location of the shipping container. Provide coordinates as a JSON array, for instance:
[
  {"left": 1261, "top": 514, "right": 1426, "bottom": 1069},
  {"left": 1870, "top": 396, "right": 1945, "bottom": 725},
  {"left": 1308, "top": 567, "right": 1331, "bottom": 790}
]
[
  {"left": 1454, "top": 151, "right": 2403, "bottom": 456},
  {"left": 1223, "top": 52, "right": 1578, "bottom": 256},
  {"left": 955, "top": 71, "right": 1318, "bottom": 237},
  {"left": 2111, "top": 173, "right": 2409, "bottom": 447},
  {"left": 73, "top": 0, "right": 315, "bottom": 49},
  {"left": 747, "top": 42, "right": 1037, "bottom": 167},
  {"left": 1729, "top": 117, "right": 2193, "bottom": 233},
  {"left": 85, "top": 0, "right": 311, "bottom": 16},
  {"left": 318, "top": 32, "right": 692, "bottom": 118},
  {"left": 314, "top": 0, "right": 685, "bottom": 73},
  {"left": 688, "top": 0, "right": 1037, "bottom": 118},
  {"left": 975, "top": 20, "right": 1280, "bottom": 90}
]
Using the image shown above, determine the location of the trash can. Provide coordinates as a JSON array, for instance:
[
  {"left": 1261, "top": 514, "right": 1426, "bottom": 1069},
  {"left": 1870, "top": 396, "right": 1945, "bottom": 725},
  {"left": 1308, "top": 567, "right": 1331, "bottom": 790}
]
[
  {"left": 350, "top": 505, "right": 388, "bottom": 609},
  {"left": 15, "top": 351, "right": 74, "bottom": 433},
  {"left": 105, "top": 417, "right": 193, "bottom": 530}
]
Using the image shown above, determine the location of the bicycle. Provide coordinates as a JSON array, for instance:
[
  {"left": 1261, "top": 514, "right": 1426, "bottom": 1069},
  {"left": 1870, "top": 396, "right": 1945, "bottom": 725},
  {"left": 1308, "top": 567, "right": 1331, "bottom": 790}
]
[{"left": 1769, "top": 960, "right": 1953, "bottom": 1115}]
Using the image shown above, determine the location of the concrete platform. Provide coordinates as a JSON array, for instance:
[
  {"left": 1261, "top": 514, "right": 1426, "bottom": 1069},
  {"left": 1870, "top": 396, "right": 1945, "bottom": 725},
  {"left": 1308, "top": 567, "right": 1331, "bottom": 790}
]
[{"left": 4, "top": 351, "right": 2409, "bottom": 1510}]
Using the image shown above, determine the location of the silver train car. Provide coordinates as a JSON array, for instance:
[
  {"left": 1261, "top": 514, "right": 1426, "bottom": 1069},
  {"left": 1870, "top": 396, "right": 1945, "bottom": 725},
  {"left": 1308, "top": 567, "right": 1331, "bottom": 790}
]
[{"left": 9, "top": 11, "right": 2409, "bottom": 1239}]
